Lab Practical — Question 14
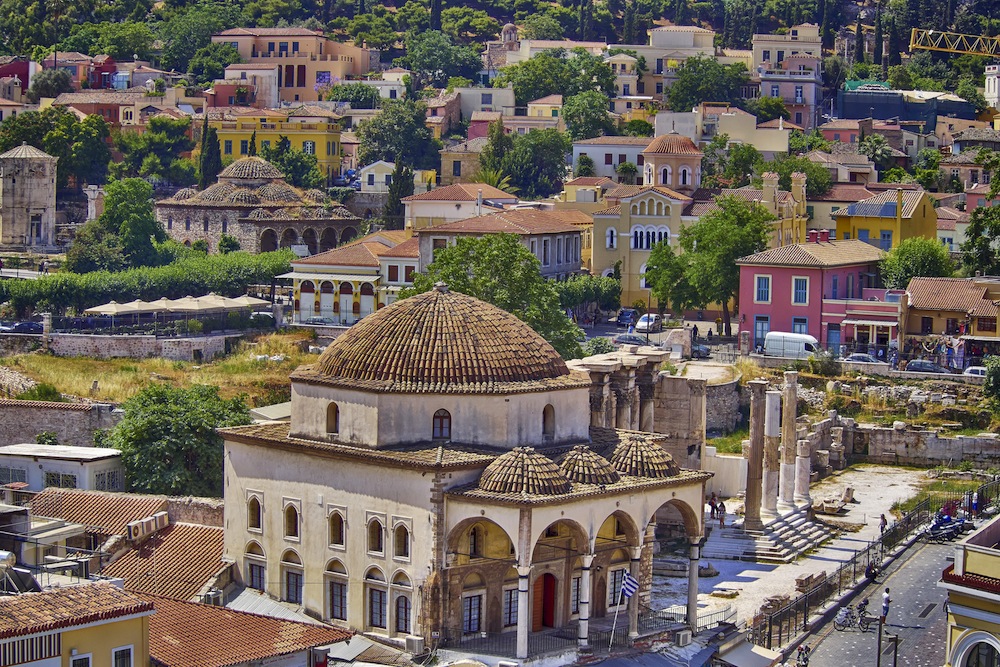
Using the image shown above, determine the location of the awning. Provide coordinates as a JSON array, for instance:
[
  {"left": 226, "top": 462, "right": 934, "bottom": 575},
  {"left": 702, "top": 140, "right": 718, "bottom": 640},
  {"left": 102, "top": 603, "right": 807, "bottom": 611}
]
[
  {"left": 716, "top": 640, "right": 783, "bottom": 667},
  {"left": 277, "top": 271, "right": 379, "bottom": 283},
  {"left": 961, "top": 335, "right": 1000, "bottom": 342},
  {"left": 842, "top": 319, "right": 897, "bottom": 328}
]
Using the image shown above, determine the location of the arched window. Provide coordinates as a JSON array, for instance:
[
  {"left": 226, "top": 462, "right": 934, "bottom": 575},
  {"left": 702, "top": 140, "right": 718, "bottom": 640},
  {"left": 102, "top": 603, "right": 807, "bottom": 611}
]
[
  {"left": 284, "top": 505, "right": 299, "bottom": 539},
  {"left": 245, "top": 541, "right": 266, "bottom": 591},
  {"left": 368, "top": 520, "right": 384, "bottom": 553},
  {"left": 640, "top": 263, "right": 649, "bottom": 289},
  {"left": 606, "top": 228, "right": 617, "bottom": 249},
  {"left": 965, "top": 642, "right": 1000, "bottom": 667},
  {"left": 632, "top": 229, "right": 641, "bottom": 249},
  {"left": 167, "top": 216, "right": 173, "bottom": 230},
  {"left": 248, "top": 497, "right": 262, "bottom": 531},
  {"left": 327, "top": 403, "right": 339, "bottom": 434},
  {"left": 680, "top": 167, "right": 690, "bottom": 186},
  {"left": 661, "top": 167, "right": 670, "bottom": 185},
  {"left": 542, "top": 404, "right": 555, "bottom": 440},
  {"left": 329, "top": 512, "right": 345, "bottom": 546},
  {"left": 432, "top": 409, "right": 451, "bottom": 440},
  {"left": 203, "top": 217, "right": 210, "bottom": 232},
  {"left": 394, "top": 524, "right": 410, "bottom": 558},
  {"left": 469, "top": 526, "right": 482, "bottom": 558},
  {"left": 395, "top": 595, "right": 411, "bottom": 633},
  {"left": 646, "top": 229, "right": 655, "bottom": 249},
  {"left": 326, "top": 560, "right": 348, "bottom": 620},
  {"left": 281, "top": 550, "right": 303, "bottom": 604}
]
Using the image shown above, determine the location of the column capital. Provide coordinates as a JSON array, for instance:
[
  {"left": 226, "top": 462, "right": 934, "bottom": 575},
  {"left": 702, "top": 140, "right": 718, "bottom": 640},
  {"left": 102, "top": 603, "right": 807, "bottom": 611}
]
[
  {"left": 581, "top": 554, "right": 596, "bottom": 568},
  {"left": 628, "top": 546, "right": 643, "bottom": 560},
  {"left": 517, "top": 565, "right": 532, "bottom": 578}
]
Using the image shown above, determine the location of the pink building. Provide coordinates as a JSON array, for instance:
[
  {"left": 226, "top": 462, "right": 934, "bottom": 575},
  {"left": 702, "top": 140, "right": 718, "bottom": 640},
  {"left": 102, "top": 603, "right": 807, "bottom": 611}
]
[
  {"left": 965, "top": 183, "right": 1000, "bottom": 209},
  {"left": 737, "top": 234, "right": 900, "bottom": 353}
]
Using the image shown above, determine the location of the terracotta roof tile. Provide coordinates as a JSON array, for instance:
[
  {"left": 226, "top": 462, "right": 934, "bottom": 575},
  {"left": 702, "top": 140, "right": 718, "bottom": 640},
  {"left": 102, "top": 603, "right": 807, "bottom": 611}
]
[
  {"left": 941, "top": 150, "right": 984, "bottom": 165},
  {"left": 643, "top": 133, "right": 702, "bottom": 156},
  {"left": 830, "top": 189, "right": 929, "bottom": 219},
  {"left": 737, "top": 240, "right": 885, "bottom": 267},
  {"left": 30, "top": 488, "right": 168, "bottom": 537},
  {"left": 379, "top": 236, "right": 420, "bottom": 258},
  {"left": 418, "top": 208, "right": 585, "bottom": 235},
  {"left": 0, "top": 397, "right": 95, "bottom": 411},
  {"left": 402, "top": 183, "right": 515, "bottom": 202},
  {"left": 0, "top": 584, "right": 153, "bottom": 640},
  {"left": 218, "top": 157, "right": 284, "bottom": 180},
  {"left": 952, "top": 127, "right": 1000, "bottom": 142},
  {"left": 565, "top": 176, "right": 616, "bottom": 187},
  {"left": 54, "top": 90, "right": 148, "bottom": 106},
  {"left": 141, "top": 594, "right": 349, "bottom": 667},
  {"left": 529, "top": 94, "right": 563, "bottom": 105},
  {"left": 604, "top": 185, "right": 692, "bottom": 201},
  {"left": 574, "top": 135, "right": 652, "bottom": 146},
  {"left": 217, "top": 27, "right": 322, "bottom": 36},
  {"left": 470, "top": 111, "right": 502, "bottom": 121},
  {"left": 479, "top": 447, "right": 571, "bottom": 495},
  {"left": 593, "top": 204, "right": 622, "bottom": 215},
  {"left": 807, "top": 184, "right": 875, "bottom": 202},
  {"left": 906, "top": 277, "right": 999, "bottom": 317},
  {"left": 440, "top": 137, "right": 488, "bottom": 154},
  {"left": 757, "top": 118, "right": 803, "bottom": 130},
  {"left": 683, "top": 186, "right": 793, "bottom": 216},
  {"left": 103, "top": 523, "right": 226, "bottom": 601},
  {"left": 819, "top": 119, "right": 861, "bottom": 130},
  {"left": 292, "top": 240, "right": 394, "bottom": 267}
]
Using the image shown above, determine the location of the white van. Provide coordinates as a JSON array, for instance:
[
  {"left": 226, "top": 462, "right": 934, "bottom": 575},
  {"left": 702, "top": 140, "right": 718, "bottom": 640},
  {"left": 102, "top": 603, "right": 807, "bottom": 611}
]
[{"left": 763, "top": 332, "right": 820, "bottom": 359}]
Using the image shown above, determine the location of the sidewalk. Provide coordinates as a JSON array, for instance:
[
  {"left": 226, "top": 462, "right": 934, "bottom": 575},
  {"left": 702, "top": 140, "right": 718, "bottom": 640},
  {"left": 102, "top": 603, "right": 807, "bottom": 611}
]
[{"left": 650, "top": 465, "right": 928, "bottom": 624}]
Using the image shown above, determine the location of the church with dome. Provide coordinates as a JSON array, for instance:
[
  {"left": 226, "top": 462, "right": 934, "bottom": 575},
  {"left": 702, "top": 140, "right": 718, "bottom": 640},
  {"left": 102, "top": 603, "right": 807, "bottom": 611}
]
[
  {"left": 220, "top": 284, "right": 711, "bottom": 660},
  {"left": 155, "top": 156, "right": 361, "bottom": 254}
]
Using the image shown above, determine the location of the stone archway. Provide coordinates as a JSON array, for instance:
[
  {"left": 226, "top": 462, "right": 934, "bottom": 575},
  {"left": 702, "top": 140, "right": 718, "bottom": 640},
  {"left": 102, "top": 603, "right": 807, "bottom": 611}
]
[
  {"left": 320, "top": 228, "right": 338, "bottom": 252},
  {"left": 302, "top": 228, "right": 318, "bottom": 255},
  {"left": 341, "top": 226, "right": 358, "bottom": 244},
  {"left": 260, "top": 229, "right": 278, "bottom": 252},
  {"left": 280, "top": 228, "right": 298, "bottom": 249}
]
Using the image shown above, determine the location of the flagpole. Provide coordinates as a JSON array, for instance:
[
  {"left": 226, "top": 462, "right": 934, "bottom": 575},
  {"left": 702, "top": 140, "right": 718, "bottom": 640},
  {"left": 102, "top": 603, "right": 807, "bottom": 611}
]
[{"left": 609, "top": 586, "right": 624, "bottom": 651}]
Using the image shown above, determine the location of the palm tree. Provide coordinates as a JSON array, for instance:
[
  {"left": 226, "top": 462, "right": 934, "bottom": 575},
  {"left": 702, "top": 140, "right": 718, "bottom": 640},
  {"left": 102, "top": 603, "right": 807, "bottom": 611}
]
[
  {"left": 616, "top": 161, "right": 638, "bottom": 185},
  {"left": 471, "top": 168, "right": 519, "bottom": 194},
  {"left": 859, "top": 134, "right": 893, "bottom": 171}
]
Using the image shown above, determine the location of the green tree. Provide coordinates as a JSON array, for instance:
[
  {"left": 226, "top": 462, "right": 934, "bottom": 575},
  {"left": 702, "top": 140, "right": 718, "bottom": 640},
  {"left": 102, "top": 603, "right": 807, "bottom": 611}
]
[
  {"left": 723, "top": 143, "right": 762, "bottom": 186},
  {"left": 854, "top": 14, "right": 864, "bottom": 63},
  {"left": 26, "top": 68, "right": 72, "bottom": 103},
  {"left": 961, "top": 205, "right": 1000, "bottom": 276},
  {"left": 96, "top": 21, "right": 155, "bottom": 60},
  {"left": 887, "top": 64, "right": 913, "bottom": 90},
  {"left": 101, "top": 384, "right": 251, "bottom": 497},
  {"left": 66, "top": 114, "right": 112, "bottom": 187},
  {"left": 644, "top": 241, "right": 696, "bottom": 316},
  {"left": 616, "top": 161, "right": 638, "bottom": 184},
  {"left": 859, "top": 133, "right": 893, "bottom": 169},
  {"left": 879, "top": 237, "right": 955, "bottom": 289},
  {"left": 503, "top": 128, "right": 570, "bottom": 199},
  {"left": 575, "top": 154, "right": 596, "bottom": 177},
  {"left": 621, "top": 119, "right": 654, "bottom": 136},
  {"left": 788, "top": 129, "right": 832, "bottom": 153},
  {"left": 667, "top": 56, "right": 749, "bottom": 112},
  {"left": 748, "top": 96, "right": 790, "bottom": 122},
  {"left": 244, "top": 0, "right": 303, "bottom": 26},
  {"left": 98, "top": 178, "right": 165, "bottom": 268},
  {"left": 873, "top": 8, "right": 883, "bottom": 67},
  {"left": 218, "top": 234, "right": 240, "bottom": 253},
  {"left": 187, "top": 42, "right": 242, "bottom": 84},
  {"left": 765, "top": 154, "right": 832, "bottom": 196},
  {"left": 554, "top": 273, "right": 622, "bottom": 322},
  {"left": 395, "top": 0, "right": 430, "bottom": 33},
  {"left": 441, "top": 6, "right": 500, "bottom": 43},
  {"left": 583, "top": 337, "right": 616, "bottom": 355},
  {"left": 325, "top": 82, "right": 380, "bottom": 109},
  {"left": 956, "top": 77, "right": 990, "bottom": 115},
  {"left": 247, "top": 130, "right": 257, "bottom": 157},
  {"left": 562, "top": 90, "right": 614, "bottom": 140},
  {"left": 403, "top": 234, "right": 583, "bottom": 358},
  {"left": 113, "top": 115, "right": 196, "bottom": 185},
  {"left": 984, "top": 355, "right": 1000, "bottom": 414},
  {"left": 199, "top": 124, "right": 223, "bottom": 188},
  {"left": 470, "top": 167, "right": 517, "bottom": 193},
  {"left": 383, "top": 160, "right": 414, "bottom": 229},
  {"left": 159, "top": 1, "right": 244, "bottom": 72},
  {"left": 394, "top": 31, "right": 483, "bottom": 88},
  {"left": 479, "top": 119, "right": 514, "bottom": 174},
  {"left": 493, "top": 48, "right": 615, "bottom": 106},
  {"left": 63, "top": 219, "right": 126, "bottom": 273},
  {"left": 356, "top": 100, "right": 440, "bottom": 170},
  {"left": 521, "top": 14, "right": 563, "bottom": 39},
  {"left": 347, "top": 12, "right": 396, "bottom": 51},
  {"left": 259, "top": 136, "right": 324, "bottom": 188}
]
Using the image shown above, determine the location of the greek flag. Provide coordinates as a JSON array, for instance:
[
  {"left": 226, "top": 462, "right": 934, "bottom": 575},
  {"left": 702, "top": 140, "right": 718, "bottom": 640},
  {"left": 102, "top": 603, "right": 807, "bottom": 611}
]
[{"left": 621, "top": 572, "right": 639, "bottom": 598}]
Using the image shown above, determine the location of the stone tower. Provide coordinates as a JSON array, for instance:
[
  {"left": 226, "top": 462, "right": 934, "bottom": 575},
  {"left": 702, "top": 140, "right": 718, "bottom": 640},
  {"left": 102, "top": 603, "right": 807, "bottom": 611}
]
[{"left": 0, "top": 142, "right": 57, "bottom": 248}]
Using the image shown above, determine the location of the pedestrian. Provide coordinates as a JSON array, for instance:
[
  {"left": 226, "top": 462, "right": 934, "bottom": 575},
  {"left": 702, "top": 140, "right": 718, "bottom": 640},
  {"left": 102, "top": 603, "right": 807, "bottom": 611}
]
[
  {"left": 881, "top": 588, "right": 891, "bottom": 625},
  {"left": 707, "top": 330, "right": 713, "bottom": 340},
  {"left": 708, "top": 496, "right": 717, "bottom": 519},
  {"left": 972, "top": 491, "right": 979, "bottom": 519},
  {"left": 693, "top": 324, "right": 699, "bottom": 339},
  {"left": 879, "top": 514, "right": 887, "bottom": 535},
  {"left": 717, "top": 501, "right": 726, "bottom": 528}
]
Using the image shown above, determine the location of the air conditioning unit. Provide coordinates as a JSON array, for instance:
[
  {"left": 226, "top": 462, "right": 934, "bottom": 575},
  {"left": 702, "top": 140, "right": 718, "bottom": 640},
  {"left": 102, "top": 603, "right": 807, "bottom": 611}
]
[
  {"left": 673, "top": 629, "right": 692, "bottom": 647},
  {"left": 404, "top": 636, "right": 425, "bottom": 654},
  {"left": 202, "top": 589, "right": 224, "bottom": 606},
  {"left": 153, "top": 511, "right": 170, "bottom": 530}
]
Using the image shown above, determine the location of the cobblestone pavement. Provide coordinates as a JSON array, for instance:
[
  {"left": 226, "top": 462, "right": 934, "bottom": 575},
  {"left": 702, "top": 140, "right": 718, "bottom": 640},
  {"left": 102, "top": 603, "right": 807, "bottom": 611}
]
[{"left": 805, "top": 541, "right": 951, "bottom": 667}]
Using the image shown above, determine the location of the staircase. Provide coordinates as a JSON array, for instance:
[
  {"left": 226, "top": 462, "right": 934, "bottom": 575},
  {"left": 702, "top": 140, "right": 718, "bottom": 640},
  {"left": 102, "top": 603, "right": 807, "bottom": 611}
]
[{"left": 700, "top": 508, "right": 834, "bottom": 564}]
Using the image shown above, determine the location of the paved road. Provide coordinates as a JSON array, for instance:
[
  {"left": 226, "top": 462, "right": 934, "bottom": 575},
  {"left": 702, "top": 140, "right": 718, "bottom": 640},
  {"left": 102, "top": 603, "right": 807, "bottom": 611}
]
[
  {"left": 0, "top": 268, "right": 39, "bottom": 280},
  {"left": 805, "top": 541, "right": 951, "bottom": 667}
]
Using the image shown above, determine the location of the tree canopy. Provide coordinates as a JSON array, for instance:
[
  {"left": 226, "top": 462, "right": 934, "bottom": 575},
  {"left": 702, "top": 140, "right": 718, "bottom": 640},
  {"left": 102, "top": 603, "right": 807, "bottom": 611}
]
[
  {"left": 961, "top": 205, "right": 1000, "bottom": 277},
  {"left": 187, "top": 42, "right": 242, "bottom": 84},
  {"left": 356, "top": 99, "right": 440, "bottom": 170},
  {"left": 259, "top": 136, "right": 324, "bottom": 188},
  {"left": 880, "top": 237, "right": 955, "bottom": 289},
  {"left": 764, "top": 154, "right": 832, "bottom": 196},
  {"left": 26, "top": 68, "right": 72, "bottom": 103},
  {"left": 493, "top": 48, "right": 615, "bottom": 106},
  {"left": 668, "top": 56, "right": 749, "bottom": 113},
  {"left": 394, "top": 30, "right": 482, "bottom": 87},
  {"left": 562, "top": 90, "right": 615, "bottom": 140},
  {"left": 0, "top": 107, "right": 111, "bottom": 189},
  {"left": 403, "top": 233, "right": 583, "bottom": 359},
  {"left": 100, "top": 384, "right": 251, "bottom": 497},
  {"left": 113, "top": 115, "right": 196, "bottom": 186},
  {"left": 502, "top": 128, "right": 570, "bottom": 199},
  {"left": 324, "top": 82, "right": 380, "bottom": 109}
]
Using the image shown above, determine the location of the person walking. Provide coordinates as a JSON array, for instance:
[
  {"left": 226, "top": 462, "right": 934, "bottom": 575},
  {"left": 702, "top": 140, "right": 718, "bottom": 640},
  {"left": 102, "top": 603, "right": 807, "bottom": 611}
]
[
  {"left": 972, "top": 491, "right": 979, "bottom": 519},
  {"left": 717, "top": 501, "right": 726, "bottom": 528},
  {"left": 708, "top": 496, "right": 717, "bottom": 520},
  {"left": 879, "top": 514, "right": 887, "bottom": 535},
  {"left": 881, "top": 588, "right": 891, "bottom": 625}
]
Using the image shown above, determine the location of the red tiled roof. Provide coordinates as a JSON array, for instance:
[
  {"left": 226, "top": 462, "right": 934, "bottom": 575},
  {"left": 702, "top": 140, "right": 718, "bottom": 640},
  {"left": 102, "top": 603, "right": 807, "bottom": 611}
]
[
  {"left": 418, "top": 208, "right": 585, "bottom": 235},
  {"left": 529, "top": 94, "right": 563, "bottom": 105},
  {"left": 217, "top": 27, "right": 322, "bottom": 36},
  {"left": 0, "top": 398, "right": 95, "bottom": 411},
  {"left": 0, "top": 584, "right": 153, "bottom": 640},
  {"left": 819, "top": 119, "right": 861, "bottom": 130},
  {"left": 757, "top": 118, "right": 804, "bottom": 130},
  {"left": 379, "top": 236, "right": 420, "bottom": 258},
  {"left": 402, "top": 182, "right": 515, "bottom": 202},
  {"left": 574, "top": 135, "right": 652, "bottom": 146},
  {"left": 643, "top": 133, "right": 703, "bottom": 156},
  {"left": 30, "top": 488, "right": 168, "bottom": 537},
  {"left": 807, "top": 184, "right": 875, "bottom": 202},
  {"left": 604, "top": 185, "right": 692, "bottom": 201},
  {"left": 593, "top": 205, "right": 622, "bottom": 216},
  {"left": 566, "top": 176, "right": 615, "bottom": 187},
  {"left": 103, "top": 523, "right": 227, "bottom": 601},
  {"left": 141, "top": 594, "right": 350, "bottom": 667},
  {"left": 737, "top": 240, "right": 885, "bottom": 267},
  {"left": 906, "top": 277, "right": 999, "bottom": 317},
  {"left": 292, "top": 240, "right": 394, "bottom": 267}
]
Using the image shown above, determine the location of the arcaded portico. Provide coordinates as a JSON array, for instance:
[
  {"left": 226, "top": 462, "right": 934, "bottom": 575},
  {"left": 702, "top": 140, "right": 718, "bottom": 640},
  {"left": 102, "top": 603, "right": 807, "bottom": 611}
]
[{"left": 220, "top": 284, "right": 710, "bottom": 661}]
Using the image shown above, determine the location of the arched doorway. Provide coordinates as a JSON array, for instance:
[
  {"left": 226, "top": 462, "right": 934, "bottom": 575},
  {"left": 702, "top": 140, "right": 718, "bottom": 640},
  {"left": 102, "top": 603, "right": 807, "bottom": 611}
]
[
  {"left": 260, "top": 229, "right": 278, "bottom": 252},
  {"left": 359, "top": 282, "right": 375, "bottom": 318},
  {"left": 320, "top": 228, "right": 337, "bottom": 252},
  {"left": 280, "top": 228, "right": 298, "bottom": 249},
  {"left": 319, "top": 281, "right": 335, "bottom": 317},
  {"left": 532, "top": 573, "right": 557, "bottom": 631},
  {"left": 339, "top": 283, "right": 354, "bottom": 324},
  {"left": 341, "top": 226, "right": 357, "bottom": 244},
  {"left": 302, "top": 228, "right": 318, "bottom": 255}
]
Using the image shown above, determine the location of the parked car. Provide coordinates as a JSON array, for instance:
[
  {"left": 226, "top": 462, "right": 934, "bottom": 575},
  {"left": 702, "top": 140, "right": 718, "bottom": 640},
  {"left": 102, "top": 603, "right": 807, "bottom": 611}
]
[
  {"left": 331, "top": 176, "right": 349, "bottom": 187},
  {"left": 613, "top": 334, "right": 651, "bottom": 347},
  {"left": 303, "top": 316, "right": 337, "bottom": 326},
  {"left": 844, "top": 353, "right": 886, "bottom": 364},
  {"left": 350, "top": 179, "right": 362, "bottom": 191},
  {"left": 635, "top": 313, "right": 663, "bottom": 333},
  {"left": 616, "top": 308, "right": 639, "bottom": 327},
  {"left": 904, "top": 360, "right": 955, "bottom": 374},
  {"left": 690, "top": 343, "right": 712, "bottom": 359},
  {"left": 0, "top": 321, "right": 14, "bottom": 332},
  {"left": 11, "top": 321, "right": 42, "bottom": 334},
  {"left": 963, "top": 366, "right": 987, "bottom": 377}
]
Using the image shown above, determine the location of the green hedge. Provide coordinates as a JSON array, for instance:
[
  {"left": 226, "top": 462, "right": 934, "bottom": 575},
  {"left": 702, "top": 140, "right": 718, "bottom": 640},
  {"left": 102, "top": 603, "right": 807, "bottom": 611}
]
[{"left": 0, "top": 250, "right": 294, "bottom": 317}]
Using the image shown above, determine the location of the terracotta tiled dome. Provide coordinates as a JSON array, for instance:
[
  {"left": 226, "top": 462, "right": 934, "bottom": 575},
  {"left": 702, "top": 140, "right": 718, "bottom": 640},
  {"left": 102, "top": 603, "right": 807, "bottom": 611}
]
[
  {"left": 227, "top": 189, "right": 261, "bottom": 204},
  {"left": 173, "top": 187, "right": 197, "bottom": 200},
  {"left": 196, "top": 182, "right": 236, "bottom": 202},
  {"left": 271, "top": 209, "right": 291, "bottom": 219},
  {"left": 256, "top": 183, "right": 300, "bottom": 202},
  {"left": 218, "top": 157, "right": 284, "bottom": 181},
  {"left": 300, "top": 284, "right": 577, "bottom": 393},
  {"left": 643, "top": 133, "right": 702, "bottom": 156},
  {"left": 608, "top": 436, "right": 680, "bottom": 478},
  {"left": 559, "top": 445, "right": 621, "bottom": 485},
  {"left": 478, "top": 447, "right": 571, "bottom": 495},
  {"left": 247, "top": 208, "right": 272, "bottom": 219},
  {"left": 305, "top": 188, "right": 326, "bottom": 202}
]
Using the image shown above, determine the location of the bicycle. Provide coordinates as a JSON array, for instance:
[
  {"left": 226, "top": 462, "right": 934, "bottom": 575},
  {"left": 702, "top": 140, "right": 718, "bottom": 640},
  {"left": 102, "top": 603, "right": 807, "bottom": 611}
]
[{"left": 834, "top": 604, "right": 871, "bottom": 632}]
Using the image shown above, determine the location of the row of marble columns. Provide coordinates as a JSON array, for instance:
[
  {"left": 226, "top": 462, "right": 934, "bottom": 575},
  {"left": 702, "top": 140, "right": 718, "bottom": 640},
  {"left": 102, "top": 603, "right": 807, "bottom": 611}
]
[{"left": 744, "top": 372, "right": 812, "bottom": 529}]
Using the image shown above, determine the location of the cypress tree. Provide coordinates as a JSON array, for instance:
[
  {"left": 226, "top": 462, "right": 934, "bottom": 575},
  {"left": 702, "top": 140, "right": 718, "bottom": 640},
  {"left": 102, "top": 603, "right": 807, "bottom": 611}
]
[
  {"left": 199, "top": 127, "right": 222, "bottom": 188},
  {"left": 820, "top": 0, "right": 831, "bottom": 48},
  {"left": 873, "top": 8, "right": 883, "bottom": 67},
  {"left": 248, "top": 130, "right": 257, "bottom": 157},
  {"left": 623, "top": 2, "right": 635, "bottom": 43},
  {"left": 383, "top": 160, "right": 414, "bottom": 230},
  {"left": 430, "top": 0, "right": 441, "bottom": 31},
  {"left": 855, "top": 14, "right": 865, "bottom": 64},
  {"left": 887, "top": 15, "right": 902, "bottom": 66}
]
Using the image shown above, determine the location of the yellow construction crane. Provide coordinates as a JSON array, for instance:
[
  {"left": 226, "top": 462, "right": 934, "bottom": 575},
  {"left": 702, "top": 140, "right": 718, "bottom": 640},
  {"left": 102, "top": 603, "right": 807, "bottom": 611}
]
[{"left": 909, "top": 28, "right": 1000, "bottom": 57}]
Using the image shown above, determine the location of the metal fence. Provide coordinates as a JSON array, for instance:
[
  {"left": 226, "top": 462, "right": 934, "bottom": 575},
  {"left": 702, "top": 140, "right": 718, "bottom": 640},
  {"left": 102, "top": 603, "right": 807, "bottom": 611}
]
[{"left": 748, "top": 477, "right": 1000, "bottom": 649}]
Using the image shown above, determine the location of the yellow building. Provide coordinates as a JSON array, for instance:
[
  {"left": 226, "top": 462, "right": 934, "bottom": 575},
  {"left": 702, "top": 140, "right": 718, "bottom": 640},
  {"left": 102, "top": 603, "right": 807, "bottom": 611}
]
[
  {"left": 527, "top": 94, "right": 563, "bottom": 120},
  {"left": 0, "top": 583, "right": 153, "bottom": 667},
  {"left": 940, "top": 515, "right": 1000, "bottom": 667},
  {"left": 900, "top": 276, "right": 1000, "bottom": 366},
  {"left": 209, "top": 105, "right": 343, "bottom": 185},
  {"left": 439, "top": 137, "right": 486, "bottom": 186},
  {"left": 832, "top": 189, "right": 938, "bottom": 249}
]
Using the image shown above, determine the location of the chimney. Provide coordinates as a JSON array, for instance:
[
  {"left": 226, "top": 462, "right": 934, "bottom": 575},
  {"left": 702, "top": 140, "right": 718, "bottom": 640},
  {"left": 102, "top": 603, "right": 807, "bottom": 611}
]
[
  {"left": 819, "top": 229, "right": 830, "bottom": 242},
  {"left": 762, "top": 172, "right": 779, "bottom": 211},
  {"left": 807, "top": 230, "right": 819, "bottom": 243},
  {"left": 477, "top": 189, "right": 483, "bottom": 216},
  {"left": 896, "top": 187, "right": 903, "bottom": 233}
]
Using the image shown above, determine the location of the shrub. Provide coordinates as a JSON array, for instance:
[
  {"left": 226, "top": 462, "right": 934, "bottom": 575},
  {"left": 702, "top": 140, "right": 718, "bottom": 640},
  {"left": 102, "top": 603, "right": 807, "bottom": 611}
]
[
  {"left": 807, "top": 350, "right": 839, "bottom": 376},
  {"left": 17, "top": 383, "right": 64, "bottom": 402}
]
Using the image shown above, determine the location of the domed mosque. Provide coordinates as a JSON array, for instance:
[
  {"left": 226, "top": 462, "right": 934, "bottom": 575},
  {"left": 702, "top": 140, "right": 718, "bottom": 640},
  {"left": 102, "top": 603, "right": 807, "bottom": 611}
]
[
  {"left": 154, "top": 156, "right": 361, "bottom": 255},
  {"left": 220, "top": 285, "right": 711, "bottom": 660}
]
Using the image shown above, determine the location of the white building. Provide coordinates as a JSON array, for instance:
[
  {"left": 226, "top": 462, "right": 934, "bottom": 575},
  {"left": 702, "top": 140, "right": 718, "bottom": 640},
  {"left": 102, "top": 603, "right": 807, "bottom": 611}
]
[
  {"left": 402, "top": 182, "right": 518, "bottom": 230},
  {"left": 0, "top": 444, "right": 123, "bottom": 492},
  {"left": 573, "top": 136, "right": 652, "bottom": 182}
]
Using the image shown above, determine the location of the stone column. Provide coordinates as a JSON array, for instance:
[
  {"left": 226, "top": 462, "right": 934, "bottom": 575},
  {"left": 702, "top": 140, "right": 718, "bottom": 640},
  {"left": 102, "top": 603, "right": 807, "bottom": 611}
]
[
  {"left": 687, "top": 541, "right": 700, "bottom": 629},
  {"left": 778, "top": 371, "right": 798, "bottom": 513},
  {"left": 578, "top": 554, "right": 594, "bottom": 647},
  {"left": 638, "top": 379, "right": 655, "bottom": 433},
  {"left": 516, "top": 566, "right": 531, "bottom": 658},
  {"left": 744, "top": 380, "right": 767, "bottom": 531},
  {"left": 690, "top": 379, "right": 708, "bottom": 466},
  {"left": 613, "top": 387, "right": 631, "bottom": 429},
  {"left": 794, "top": 439, "right": 813, "bottom": 508},
  {"left": 589, "top": 373, "right": 611, "bottom": 428},
  {"left": 628, "top": 547, "right": 641, "bottom": 638},
  {"left": 762, "top": 390, "right": 781, "bottom": 522}
]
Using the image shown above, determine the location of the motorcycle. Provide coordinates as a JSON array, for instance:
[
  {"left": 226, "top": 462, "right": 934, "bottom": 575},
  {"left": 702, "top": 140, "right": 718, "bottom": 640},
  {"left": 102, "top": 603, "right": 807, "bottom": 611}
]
[{"left": 834, "top": 604, "right": 871, "bottom": 632}]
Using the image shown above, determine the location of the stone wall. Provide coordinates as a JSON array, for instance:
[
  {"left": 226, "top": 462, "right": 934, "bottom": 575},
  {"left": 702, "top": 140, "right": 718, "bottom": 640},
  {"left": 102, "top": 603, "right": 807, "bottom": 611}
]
[
  {"left": 852, "top": 425, "right": 1000, "bottom": 467},
  {"left": 0, "top": 334, "right": 42, "bottom": 357},
  {"left": 706, "top": 377, "right": 742, "bottom": 435},
  {"left": 652, "top": 374, "right": 706, "bottom": 468},
  {"left": 0, "top": 398, "right": 120, "bottom": 446},
  {"left": 166, "top": 496, "right": 225, "bottom": 526},
  {"left": 49, "top": 333, "right": 241, "bottom": 361},
  {"left": 342, "top": 191, "right": 387, "bottom": 220}
]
